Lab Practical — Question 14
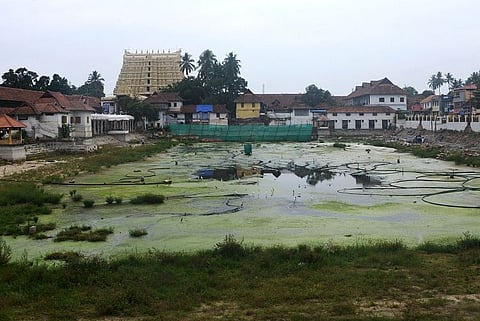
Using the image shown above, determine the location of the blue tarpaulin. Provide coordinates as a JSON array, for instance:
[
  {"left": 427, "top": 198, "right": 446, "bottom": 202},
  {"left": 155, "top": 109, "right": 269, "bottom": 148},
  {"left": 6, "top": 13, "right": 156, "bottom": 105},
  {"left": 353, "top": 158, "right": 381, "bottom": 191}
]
[{"left": 196, "top": 105, "right": 213, "bottom": 112}]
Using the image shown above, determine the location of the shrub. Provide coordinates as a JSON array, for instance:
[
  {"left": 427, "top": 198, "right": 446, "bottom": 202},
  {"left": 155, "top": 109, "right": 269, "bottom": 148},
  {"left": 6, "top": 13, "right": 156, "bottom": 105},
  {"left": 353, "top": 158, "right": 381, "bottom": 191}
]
[
  {"left": 130, "top": 193, "right": 165, "bottom": 205},
  {"left": 83, "top": 199, "right": 95, "bottom": 208},
  {"left": 44, "top": 251, "right": 83, "bottom": 263},
  {"left": 105, "top": 196, "right": 114, "bottom": 204},
  {"left": 457, "top": 232, "right": 480, "bottom": 250},
  {"left": 72, "top": 194, "right": 83, "bottom": 202},
  {"left": 0, "top": 238, "right": 12, "bottom": 265},
  {"left": 129, "top": 228, "right": 148, "bottom": 238},
  {"left": 214, "top": 234, "right": 245, "bottom": 259},
  {"left": 114, "top": 197, "right": 123, "bottom": 204},
  {"left": 333, "top": 142, "right": 347, "bottom": 149}
]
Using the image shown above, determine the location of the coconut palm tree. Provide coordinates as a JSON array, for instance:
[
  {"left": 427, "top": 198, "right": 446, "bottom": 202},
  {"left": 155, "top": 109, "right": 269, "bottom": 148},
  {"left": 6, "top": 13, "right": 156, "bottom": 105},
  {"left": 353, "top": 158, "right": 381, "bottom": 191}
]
[
  {"left": 445, "top": 72, "right": 454, "bottom": 91},
  {"left": 427, "top": 72, "right": 445, "bottom": 95},
  {"left": 180, "top": 52, "right": 195, "bottom": 76},
  {"left": 197, "top": 49, "right": 218, "bottom": 82},
  {"left": 87, "top": 71, "right": 104, "bottom": 84}
]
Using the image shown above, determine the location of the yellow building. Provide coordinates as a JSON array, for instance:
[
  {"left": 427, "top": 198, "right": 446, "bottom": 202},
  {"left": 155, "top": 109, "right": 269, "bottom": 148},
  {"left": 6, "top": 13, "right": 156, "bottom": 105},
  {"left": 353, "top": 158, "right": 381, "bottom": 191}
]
[
  {"left": 234, "top": 92, "right": 263, "bottom": 119},
  {"left": 114, "top": 50, "right": 184, "bottom": 97}
]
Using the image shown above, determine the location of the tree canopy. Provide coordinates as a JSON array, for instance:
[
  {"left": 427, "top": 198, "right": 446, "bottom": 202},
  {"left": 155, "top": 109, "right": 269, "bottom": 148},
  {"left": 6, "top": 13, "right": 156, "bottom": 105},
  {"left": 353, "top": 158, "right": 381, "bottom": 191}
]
[
  {"left": 0, "top": 67, "right": 104, "bottom": 97},
  {"left": 302, "top": 84, "right": 334, "bottom": 107},
  {"left": 164, "top": 49, "right": 248, "bottom": 115}
]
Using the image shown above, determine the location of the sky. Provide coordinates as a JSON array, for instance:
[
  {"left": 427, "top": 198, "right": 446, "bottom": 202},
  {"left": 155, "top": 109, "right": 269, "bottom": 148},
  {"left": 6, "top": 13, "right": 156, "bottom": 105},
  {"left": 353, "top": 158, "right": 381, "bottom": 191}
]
[{"left": 1, "top": 0, "right": 479, "bottom": 96}]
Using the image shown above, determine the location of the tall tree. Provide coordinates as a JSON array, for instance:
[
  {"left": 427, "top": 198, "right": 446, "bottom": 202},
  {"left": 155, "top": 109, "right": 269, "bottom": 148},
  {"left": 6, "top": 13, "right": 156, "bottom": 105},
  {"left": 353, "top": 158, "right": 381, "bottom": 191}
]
[
  {"left": 466, "top": 71, "right": 480, "bottom": 87},
  {"left": 1, "top": 67, "right": 38, "bottom": 89},
  {"left": 77, "top": 70, "right": 105, "bottom": 98},
  {"left": 48, "top": 74, "right": 74, "bottom": 94},
  {"left": 180, "top": 52, "right": 195, "bottom": 76},
  {"left": 444, "top": 72, "right": 454, "bottom": 91},
  {"left": 303, "top": 84, "right": 334, "bottom": 107},
  {"left": 403, "top": 86, "right": 418, "bottom": 96},
  {"left": 34, "top": 75, "right": 50, "bottom": 91},
  {"left": 451, "top": 78, "right": 464, "bottom": 90},
  {"left": 427, "top": 72, "right": 444, "bottom": 94},
  {"left": 197, "top": 49, "right": 218, "bottom": 83}
]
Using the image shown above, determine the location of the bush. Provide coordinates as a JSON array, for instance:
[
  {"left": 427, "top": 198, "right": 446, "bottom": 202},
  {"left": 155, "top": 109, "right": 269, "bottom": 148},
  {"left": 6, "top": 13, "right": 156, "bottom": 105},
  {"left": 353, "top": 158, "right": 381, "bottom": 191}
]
[
  {"left": 114, "top": 197, "right": 123, "bottom": 204},
  {"left": 214, "top": 234, "right": 245, "bottom": 259},
  {"left": 129, "top": 228, "right": 148, "bottom": 238},
  {"left": 0, "top": 238, "right": 12, "bottom": 265},
  {"left": 105, "top": 196, "right": 114, "bottom": 204},
  {"left": 83, "top": 199, "right": 95, "bottom": 208},
  {"left": 130, "top": 193, "right": 165, "bottom": 205},
  {"left": 72, "top": 194, "right": 83, "bottom": 202},
  {"left": 44, "top": 251, "right": 83, "bottom": 263}
]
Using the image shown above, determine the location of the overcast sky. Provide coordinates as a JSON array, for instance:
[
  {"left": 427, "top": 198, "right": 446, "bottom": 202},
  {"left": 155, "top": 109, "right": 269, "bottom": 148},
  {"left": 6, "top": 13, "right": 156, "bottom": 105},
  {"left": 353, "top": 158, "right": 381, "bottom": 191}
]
[{"left": 1, "top": 0, "right": 479, "bottom": 96}]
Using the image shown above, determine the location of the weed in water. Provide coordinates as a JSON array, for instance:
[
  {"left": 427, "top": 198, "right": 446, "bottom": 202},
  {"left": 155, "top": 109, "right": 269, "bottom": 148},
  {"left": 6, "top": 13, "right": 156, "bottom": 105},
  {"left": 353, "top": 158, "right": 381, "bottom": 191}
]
[
  {"left": 0, "top": 238, "right": 12, "bottom": 265},
  {"left": 129, "top": 228, "right": 148, "bottom": 238}
]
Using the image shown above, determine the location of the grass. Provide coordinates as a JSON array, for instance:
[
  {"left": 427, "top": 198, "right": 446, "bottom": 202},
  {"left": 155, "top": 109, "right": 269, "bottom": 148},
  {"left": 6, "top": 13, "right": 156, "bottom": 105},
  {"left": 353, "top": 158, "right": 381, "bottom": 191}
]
[
  {"left": 0, "top": 236, "right": 478, "bottom": 320},
  {"left": 54, "top": 225, "right": 114, "bottom": 242},
  {"left": 0, "top": 183, "right": 62, "bottom": 236},
  {"left": 9, "top": 138, "right": 179, "bottom": 183}
]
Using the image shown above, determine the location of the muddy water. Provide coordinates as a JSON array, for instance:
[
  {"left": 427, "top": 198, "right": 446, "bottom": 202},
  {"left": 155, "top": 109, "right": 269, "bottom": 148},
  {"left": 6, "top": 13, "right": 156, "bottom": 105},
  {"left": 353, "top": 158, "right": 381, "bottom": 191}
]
[{"left": 8, "top": 142, "right": 480, "bottom": 260}]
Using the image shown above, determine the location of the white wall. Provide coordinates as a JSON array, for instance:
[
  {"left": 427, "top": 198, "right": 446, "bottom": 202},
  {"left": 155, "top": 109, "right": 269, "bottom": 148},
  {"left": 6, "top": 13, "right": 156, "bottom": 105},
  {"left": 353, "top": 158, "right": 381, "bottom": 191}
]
[
  {"left": 369, "top": 94, "right": 407, "bottom": 111},
  {"left": 328, "top": 112, "right": 395, "bottom": 130}
]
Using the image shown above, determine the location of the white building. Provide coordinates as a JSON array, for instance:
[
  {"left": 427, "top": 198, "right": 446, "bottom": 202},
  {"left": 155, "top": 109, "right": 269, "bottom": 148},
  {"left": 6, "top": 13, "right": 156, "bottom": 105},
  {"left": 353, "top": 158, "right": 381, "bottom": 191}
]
[
  {"left": 326, "top": 106, "right": 396, "bottom": 130},
  {"left": 345, "top": 78, "right": 407, "bottom": 111}
]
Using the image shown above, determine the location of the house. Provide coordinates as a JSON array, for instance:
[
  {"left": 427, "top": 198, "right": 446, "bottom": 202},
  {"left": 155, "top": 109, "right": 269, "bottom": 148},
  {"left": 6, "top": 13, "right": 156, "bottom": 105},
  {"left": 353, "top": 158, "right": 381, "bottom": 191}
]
[
  {"left": 326, "top": 106, "right": 396, "bottom": 130},
  {"left": 0, "top": 87, "right": 97, "bottom": 140},
  {"left": 144, "top": 91, "right": 184, "bottom": 128},
  {"left": 167, "top": 105, "right": 229, "bottom": 125},
  {"left": 234, "top": 91, "right": 264, "bottom": 119},
  {"left": 420, "top": 95, "right": 441, "bottom": 112},
  {"left": 453, "top": 84, "right": 477, "bottom": 114},
  {"left": 345, "top": 78, "right": 407, "bottom": 111}
]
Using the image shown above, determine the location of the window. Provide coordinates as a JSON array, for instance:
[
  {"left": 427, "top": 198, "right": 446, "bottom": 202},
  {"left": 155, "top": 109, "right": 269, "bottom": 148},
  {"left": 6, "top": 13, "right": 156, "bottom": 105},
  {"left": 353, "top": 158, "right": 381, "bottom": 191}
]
[
  {"left": 241, "top": 103, "right": 244, "bottom": 108},
  {"left": 386, "top": 112, "right": 390, "bottom": 116},
  {"left": 216, "top": 113, "right": 220, "bottom": 118},
  {"left": 62, "top": 116, "right": 67, "bottom": 124},
  {"left": 390, "top": 97, "right": 395, "bottom": 102},
  {"left": 147, "top": 73, "right": 150, "bottom": 77},
  {"left": 346, "top": 113, "right": 351, "bottom": 116},
  {"left": 359, "top": 113, "right": 364, "bottom": 116},
  {"left": 75, "top": 117, "right": 81, "bottom": 124},
  {"left": 147, "top": 79, "right": 150, "bottom": 84},
  {"left": 252, "top": 103, "right": 256, "bottom": 107},
  {"left": 379, "top": 97, "right": 385, "bottom": 103},
  {"left": 87, "top": 117, "right": 89, "bottom": 124},
  {"left": 372, "top": 112, "right": 377, "bottom": 116},
  {"left": 294, "top": 109, "right": 309, "bottom": 116},
  {"left": 146, "top": 86, "right": 150, "bottom": 92},
  {"left": 332, "top": 112, "right": 337, "bottom": 116},
  {"left": 400, "top": 97, "right": 405, "bottom": 102}
]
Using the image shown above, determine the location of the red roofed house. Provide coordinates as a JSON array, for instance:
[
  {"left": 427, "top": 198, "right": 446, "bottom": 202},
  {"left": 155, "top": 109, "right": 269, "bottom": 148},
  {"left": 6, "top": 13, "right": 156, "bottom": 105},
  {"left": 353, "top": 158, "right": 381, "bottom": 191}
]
[
  {"left": 0, "top": 87, "right": 98, "bottom": 140},
  {"left": 345, "top": 78, "right": 407, "bottom": 111}
]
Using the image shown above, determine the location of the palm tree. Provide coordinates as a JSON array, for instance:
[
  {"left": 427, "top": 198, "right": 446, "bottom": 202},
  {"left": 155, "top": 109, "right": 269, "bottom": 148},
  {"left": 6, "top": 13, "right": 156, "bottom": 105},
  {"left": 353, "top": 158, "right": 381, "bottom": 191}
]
[
  {"left": 445, "top": 72, "right": 454, "bottom": 91},
  {"left": 223, "top": 52, "right": 241, "bottom": 80},
  {"left": 180, "top": 52, "right": 195, "bottom": 76},
  {"left": 427, "top": 72, "right": 444, "bottom": 95},
  {"left": 197, "top": 49, "right": 218, "bottom": 82},
  {"left": 87, "top": 71, "right": 104, "bottom": 84}
]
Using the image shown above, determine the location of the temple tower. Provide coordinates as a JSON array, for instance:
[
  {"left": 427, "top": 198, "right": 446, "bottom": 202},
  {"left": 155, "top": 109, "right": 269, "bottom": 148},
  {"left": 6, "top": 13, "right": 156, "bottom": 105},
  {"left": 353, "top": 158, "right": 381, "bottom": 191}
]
[{"left": 114, "top": 50, "right": 184, "bottom": 97}]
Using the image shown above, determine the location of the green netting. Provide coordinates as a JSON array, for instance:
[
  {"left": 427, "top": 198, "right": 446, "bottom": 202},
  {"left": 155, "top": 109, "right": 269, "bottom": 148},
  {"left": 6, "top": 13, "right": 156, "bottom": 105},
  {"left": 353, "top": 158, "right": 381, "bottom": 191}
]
[{"left": 169, "top": 124, "right": 313, "bottom": 142}]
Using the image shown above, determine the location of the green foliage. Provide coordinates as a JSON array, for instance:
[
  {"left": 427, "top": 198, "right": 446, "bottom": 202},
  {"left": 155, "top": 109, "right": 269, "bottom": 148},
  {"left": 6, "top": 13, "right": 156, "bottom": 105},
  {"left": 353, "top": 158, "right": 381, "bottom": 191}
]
[
  {"left": 54, "top": 225, "right": 113, "bottom": 242},
  {"left": 303, "top": 84, "right": 334, "bottom": 107},
  {"left": 44, "top": 251, "right": 83, "bottom": 263},
  {"left": 105, "top": 196, "right": 114, "bottom": 204},
  {"left": 2, "top": 236, "right": 480, "bottom": 320},
  {"left": 214, "top": 234, "right": 245, "bottom": 259},
  {"left": 59, "top": 124, "right": 71, "bottom": 139},
  {"left": 76, "top": 71, "right": 105, "bottom": 98},
  {"left": 114, "top": 197, "right": 123, "bottom": 204},
  {"left": 83, "top": 199, "right": 95, "bottom": 208},
  {"left": 118, "top": 96, "right": 157, "bottom": 122},
  {"left": 130, "top": 193, "right": 164, "bottom": 205},
  {"left": 0, "top": 238, "right": 12, "bottom": 265},
  {"left": 129, "top": 228, "right": 148, "bottom": 238},
  {"left": 72, "top": 194, "right": 83, "bottom": 202}
]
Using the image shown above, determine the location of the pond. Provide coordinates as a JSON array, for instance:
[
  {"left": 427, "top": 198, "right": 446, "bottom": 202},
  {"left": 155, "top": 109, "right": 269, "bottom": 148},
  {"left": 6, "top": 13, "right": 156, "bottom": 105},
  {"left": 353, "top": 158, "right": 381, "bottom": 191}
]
[{"left": 8, "top": 142, "right": 480, "bottom": 260}]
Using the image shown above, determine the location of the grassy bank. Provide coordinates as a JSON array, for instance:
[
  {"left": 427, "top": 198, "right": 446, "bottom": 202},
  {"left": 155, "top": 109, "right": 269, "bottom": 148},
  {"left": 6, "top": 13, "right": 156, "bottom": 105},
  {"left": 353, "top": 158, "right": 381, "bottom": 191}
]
[
  {"left": 9, "top": 138, "right": 179, "bottom": 183},
  {"left": 0, "top": 235, "right": 479, "bottom": 320}
]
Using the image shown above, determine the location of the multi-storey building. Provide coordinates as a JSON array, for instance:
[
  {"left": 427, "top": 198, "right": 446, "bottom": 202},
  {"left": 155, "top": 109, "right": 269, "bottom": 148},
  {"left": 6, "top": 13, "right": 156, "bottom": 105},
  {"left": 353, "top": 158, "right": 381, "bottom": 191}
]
[
  {"left": 345, "top": 78, "right": 407, "bottom": 111},
  {"left": 114, "top": 50, "right": 184, "bottom": 97}
]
